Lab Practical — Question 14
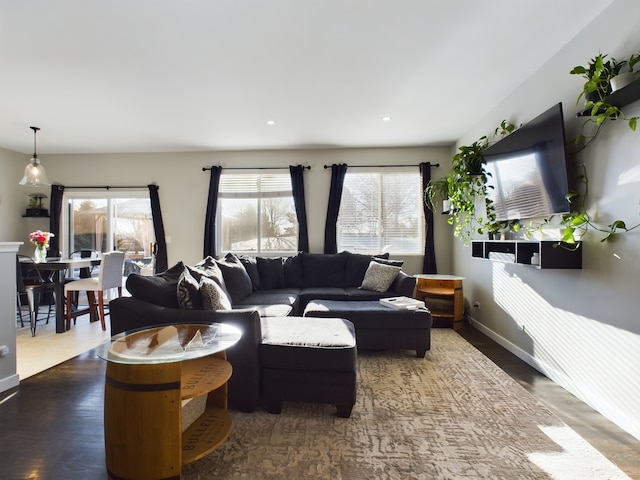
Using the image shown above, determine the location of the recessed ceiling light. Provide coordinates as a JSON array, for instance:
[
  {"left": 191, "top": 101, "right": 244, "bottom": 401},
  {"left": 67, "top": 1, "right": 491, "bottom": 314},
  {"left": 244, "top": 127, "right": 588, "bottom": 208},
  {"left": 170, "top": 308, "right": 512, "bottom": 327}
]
[
  {"left": 266, "top": 120, "right": 276, "bottom": 126},
  {"left": 382, "top": 116, "right": 392, "bottom": 122}
]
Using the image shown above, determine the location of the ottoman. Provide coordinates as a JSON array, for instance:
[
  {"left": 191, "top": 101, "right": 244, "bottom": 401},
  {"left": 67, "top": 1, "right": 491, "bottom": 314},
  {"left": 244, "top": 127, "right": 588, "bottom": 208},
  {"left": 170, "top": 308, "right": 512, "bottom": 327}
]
[
  {"left": 304, "top": 300, "right": 432, "bottom": 358},
  {"left": 259, "top": 316, "right": 357, "bottom": 418}
]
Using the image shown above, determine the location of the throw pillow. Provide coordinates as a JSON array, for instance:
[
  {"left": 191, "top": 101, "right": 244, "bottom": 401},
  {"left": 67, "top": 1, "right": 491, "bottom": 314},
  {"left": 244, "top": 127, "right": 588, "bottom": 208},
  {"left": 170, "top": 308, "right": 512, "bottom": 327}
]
[
  {"left": 359, "top": 261, "right": 402, "bottom": 292},
  {"left": 177, "top": 266, "right": 203, "bottom": 310},
  {"left": 283, "top": 252, "right": 304, "bottom": 288},
  {"left": 199, "top": 276, "right": 232, "bottom": 311},
  {"left": 126, "top": 261, "right": 184, "bottom": 308},
  {"left": 373, "top": 257, "right": 404, "bottom": 267},
  {"left": 216, "top": 253, "right": 253, "bottom": 303},
  {"left": 237, "top": 254, "right": 261, "bottom": 291},
  {"left": 343, "top": 251, "right": 390, "bottom": 286},
  {"left": 257, "top": 256, "right": 285, "bottom": 290},
  {"left": 194, "top": 256, "right": 226, "bottom": 287},
  {"left": 301, "top": 252, "right": 348, "bottom": 287}
]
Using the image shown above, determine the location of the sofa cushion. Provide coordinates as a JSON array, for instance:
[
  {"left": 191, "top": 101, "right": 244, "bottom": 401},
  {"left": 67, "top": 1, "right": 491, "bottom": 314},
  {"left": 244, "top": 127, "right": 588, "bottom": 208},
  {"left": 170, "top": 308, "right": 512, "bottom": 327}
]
[
  {"left": 217, "top": 253, "right": 253, "bottom": 304},
  {"left": 301, "top": 252, "right": 348, "bottom": 288},
  {"left": 199, "top": 276, "right": 233, "bottom": 310},
  {"left": 344, "top": 287, "right": 394, "bottom": 301},
  {"left": 125, "top": 261, "right": 184, "bottom": 309},
  {"left": 234, "top": 304, "right": 293, "bottom": 317},
  {"left": 236, "top": 254, "right": 261, "bottom": 291},
  {"left": 257, "top": 257, "right": 285, "bottom": 290},
  {"left": 359, "top": 261, "right": 402, "bottom": 292},
  {"left": 235, "top": 289, "right": 300, "bottom": 311}
]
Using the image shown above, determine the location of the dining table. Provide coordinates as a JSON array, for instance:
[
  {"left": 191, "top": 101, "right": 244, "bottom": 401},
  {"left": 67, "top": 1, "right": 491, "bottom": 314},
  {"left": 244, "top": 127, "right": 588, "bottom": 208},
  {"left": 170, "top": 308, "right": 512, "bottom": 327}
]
[{"left": 29, "top": 256, "right": 102, "bottom": 333}]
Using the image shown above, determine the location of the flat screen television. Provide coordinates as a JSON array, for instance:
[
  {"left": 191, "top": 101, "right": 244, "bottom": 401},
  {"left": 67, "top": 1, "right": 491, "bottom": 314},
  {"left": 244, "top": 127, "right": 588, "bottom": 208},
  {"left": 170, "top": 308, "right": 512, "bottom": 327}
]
[{"left": 483, "top": 102, "right": 570, "bottom": 222}]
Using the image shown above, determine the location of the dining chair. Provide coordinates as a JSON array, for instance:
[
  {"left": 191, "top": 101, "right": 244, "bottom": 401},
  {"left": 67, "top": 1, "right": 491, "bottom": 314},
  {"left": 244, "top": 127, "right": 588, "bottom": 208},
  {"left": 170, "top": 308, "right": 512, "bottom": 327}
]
[
  {"left": 68, "top": 249, "right": 101, "bottom": 279},
  {"left": 64, "top": 251, "right": 125, "bottom": 331},
  {"left": 16, "top": 255, "right": 56, "bottom": 336}
]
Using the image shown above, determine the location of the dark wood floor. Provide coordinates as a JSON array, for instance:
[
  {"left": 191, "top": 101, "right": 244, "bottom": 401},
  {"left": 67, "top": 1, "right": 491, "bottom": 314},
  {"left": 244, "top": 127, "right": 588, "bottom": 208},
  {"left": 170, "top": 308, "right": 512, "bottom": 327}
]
[
  {"left": 458, "top": 325, "right": 640, "bottom": 479},
  {"left": 1, "top": 325, "right": 638, "bottom": 479}
]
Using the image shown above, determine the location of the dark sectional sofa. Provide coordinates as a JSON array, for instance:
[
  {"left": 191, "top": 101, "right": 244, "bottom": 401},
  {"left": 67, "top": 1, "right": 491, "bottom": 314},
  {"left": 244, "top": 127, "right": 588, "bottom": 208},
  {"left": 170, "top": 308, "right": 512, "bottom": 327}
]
[{"left": 109, "top": 251, "right": 420, "bottom": 413}]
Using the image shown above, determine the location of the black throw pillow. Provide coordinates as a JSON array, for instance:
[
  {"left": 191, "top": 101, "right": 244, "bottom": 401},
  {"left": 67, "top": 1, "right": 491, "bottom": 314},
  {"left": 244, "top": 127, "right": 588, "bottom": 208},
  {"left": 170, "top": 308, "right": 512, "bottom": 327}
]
[
  {"left": 216, "top": 253, "right": 253, "bottom": 303},
  {"left": 125, "top": 261, "right": 184, "bottom": 308},
  {"left": 257, "top": 257, "right": 285, "bottom": 290}
]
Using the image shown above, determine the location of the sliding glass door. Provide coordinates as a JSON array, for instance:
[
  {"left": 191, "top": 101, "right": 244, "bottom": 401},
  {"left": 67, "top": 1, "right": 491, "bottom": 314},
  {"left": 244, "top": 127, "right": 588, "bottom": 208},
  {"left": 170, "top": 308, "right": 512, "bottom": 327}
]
[{"left": 62, "top": 190, "right": 155, "bottom": 275}]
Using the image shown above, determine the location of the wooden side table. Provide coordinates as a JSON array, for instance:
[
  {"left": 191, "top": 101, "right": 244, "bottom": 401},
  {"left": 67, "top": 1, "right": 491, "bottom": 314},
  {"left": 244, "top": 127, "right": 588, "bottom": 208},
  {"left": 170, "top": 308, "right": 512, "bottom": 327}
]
[
  {"left": 96, "top": 323, "right": 241, "bottom": 480},
  {"left": 415, "top": 274, "right": 465, "bottom": 331}
]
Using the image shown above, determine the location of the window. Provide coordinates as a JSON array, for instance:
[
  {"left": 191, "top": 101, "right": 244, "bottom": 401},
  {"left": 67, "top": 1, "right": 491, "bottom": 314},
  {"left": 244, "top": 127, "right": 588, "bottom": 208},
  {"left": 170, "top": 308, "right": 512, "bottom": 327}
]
[
  {"left": 337, "top": 172, "right": 423, "bottom": 254},
  {"left": 218, "top": 173, "right": 298, "bottom": 254},
  {"left": 62, "top": 190, "right": 155, "bottom": 274}
]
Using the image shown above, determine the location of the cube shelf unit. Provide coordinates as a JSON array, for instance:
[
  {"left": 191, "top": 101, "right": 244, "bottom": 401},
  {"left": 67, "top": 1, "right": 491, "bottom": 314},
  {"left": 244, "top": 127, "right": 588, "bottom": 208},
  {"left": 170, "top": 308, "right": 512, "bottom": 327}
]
[{"left": 471, "top": 240, "right": 582, "bottom": 269}]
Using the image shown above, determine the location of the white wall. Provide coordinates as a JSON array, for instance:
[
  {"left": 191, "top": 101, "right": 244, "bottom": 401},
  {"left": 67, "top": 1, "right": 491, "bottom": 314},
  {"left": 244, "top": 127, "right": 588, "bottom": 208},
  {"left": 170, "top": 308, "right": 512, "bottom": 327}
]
[
  {"left": 456, "top": 0, "right": 640, "bottom": 440},
  {"left": 15, "top": 146, "right": 452, "bottom": 274}
]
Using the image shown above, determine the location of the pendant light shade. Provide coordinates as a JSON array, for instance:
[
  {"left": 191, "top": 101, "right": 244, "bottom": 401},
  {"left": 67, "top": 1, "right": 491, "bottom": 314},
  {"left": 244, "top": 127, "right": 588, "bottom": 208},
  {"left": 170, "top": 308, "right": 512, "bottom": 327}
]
[{"left": 19, "top": 126, "right": 50, "bottom": 186}]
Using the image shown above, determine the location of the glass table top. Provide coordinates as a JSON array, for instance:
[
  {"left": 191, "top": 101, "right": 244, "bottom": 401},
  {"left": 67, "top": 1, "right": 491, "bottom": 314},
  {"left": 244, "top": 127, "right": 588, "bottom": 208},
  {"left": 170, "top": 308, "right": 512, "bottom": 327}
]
[{"left": 96, "top": 323, "right": 242, "bottom": 364}]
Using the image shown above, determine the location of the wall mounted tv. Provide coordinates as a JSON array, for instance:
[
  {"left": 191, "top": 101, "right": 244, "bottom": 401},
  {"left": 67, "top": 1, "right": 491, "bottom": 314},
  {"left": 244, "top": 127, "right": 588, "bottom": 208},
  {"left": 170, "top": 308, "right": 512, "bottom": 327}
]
[{"left": 483, "top": 102, "right": 570, "bottom": 222}]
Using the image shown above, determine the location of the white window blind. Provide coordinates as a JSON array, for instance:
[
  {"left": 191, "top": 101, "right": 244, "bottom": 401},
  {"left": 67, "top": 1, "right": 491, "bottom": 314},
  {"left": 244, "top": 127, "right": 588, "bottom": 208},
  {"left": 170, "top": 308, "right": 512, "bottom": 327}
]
[
  {"left": 219, "top": 174, "right": 292, "bottom": 198},
  {"left": 218, "top": 173, "right": 298, "bottom": 254},
  {"left": 337, "top": 172, "right": 423, "bottom": 254}
]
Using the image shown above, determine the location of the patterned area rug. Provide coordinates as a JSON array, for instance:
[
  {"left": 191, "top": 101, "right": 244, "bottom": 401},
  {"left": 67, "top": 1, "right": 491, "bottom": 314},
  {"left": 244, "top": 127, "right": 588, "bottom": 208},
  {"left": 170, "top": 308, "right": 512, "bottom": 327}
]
[{"left": 183, "top": 329, "right": 629, "bottom": 479}]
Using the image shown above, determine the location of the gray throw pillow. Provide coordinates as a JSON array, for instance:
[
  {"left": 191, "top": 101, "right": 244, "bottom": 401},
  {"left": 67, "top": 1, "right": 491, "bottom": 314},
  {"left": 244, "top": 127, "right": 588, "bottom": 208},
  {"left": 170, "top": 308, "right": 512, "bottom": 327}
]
[
  {"left": 359, "top": 261, "right": 402, "bottom": 292},
  {"left": 194, "top": 256, "right": 226, "bottom": 287},
  {"left": 199, "top": 276, "right": 232, "bottom": 310}
]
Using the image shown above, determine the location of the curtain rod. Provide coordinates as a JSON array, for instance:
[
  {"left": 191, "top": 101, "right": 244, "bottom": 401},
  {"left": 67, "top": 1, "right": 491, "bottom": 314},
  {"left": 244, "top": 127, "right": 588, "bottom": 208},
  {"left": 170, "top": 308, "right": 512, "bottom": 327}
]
[
  {"left": 202, "top": 165, "right": 311, "bottom": 171},
  {"left": 323, "top": 163, "right": 439, "bottom": 169},
  {"left": 56, "top": 185, "right": 152, "bottom": 190}
]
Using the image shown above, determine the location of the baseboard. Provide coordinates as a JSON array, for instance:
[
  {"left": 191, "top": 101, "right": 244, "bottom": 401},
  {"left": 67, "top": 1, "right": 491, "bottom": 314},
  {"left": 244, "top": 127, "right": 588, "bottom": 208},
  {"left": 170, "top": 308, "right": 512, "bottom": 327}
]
[
  {"left": 467, "top": 316, "right": 544, "bottom": 373},
  {"left": 467, "top": 316, "right": 640, "bottom": 442},
  {"left": 0, "top": 374, "right": 19, "bottom": 394}
]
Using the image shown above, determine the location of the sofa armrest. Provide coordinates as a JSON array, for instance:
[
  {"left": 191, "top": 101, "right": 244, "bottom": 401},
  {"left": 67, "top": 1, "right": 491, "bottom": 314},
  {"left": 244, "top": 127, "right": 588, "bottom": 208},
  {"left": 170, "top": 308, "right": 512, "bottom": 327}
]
[
  {"left": 109, "top": 297, "right": 262, "bottom": 412},
  {"left": 389, "top": 271, "right": 416, "bottom": 297}
]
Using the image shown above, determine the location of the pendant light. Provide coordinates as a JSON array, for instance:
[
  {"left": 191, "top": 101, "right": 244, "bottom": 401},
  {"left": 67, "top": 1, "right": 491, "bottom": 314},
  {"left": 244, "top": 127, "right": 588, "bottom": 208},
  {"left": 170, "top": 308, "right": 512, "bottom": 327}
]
[{"left": 19, "top": 126, "right": 50, "bottom": 186}]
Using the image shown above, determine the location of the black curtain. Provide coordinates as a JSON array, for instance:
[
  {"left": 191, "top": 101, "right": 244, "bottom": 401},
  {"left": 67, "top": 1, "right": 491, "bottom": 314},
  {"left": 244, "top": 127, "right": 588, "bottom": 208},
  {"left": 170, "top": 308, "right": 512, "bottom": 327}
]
[
  {"left": 48, "top": 184, "right": 64, "bottom": 256},
  {"left": 203, "top": 166, "right": 222, "bottom": 258},
  {"left": 420, "top": 162, "right": 437, "bottom": 273},
  {"left": 323, "top": 163, "right": 347, "bottom": 254},
  {"left": 148, "top": 184, "right": 168, "bottom": 273},
  {"left": 289, "top": 165, "right": 309, "bottom": 252}
]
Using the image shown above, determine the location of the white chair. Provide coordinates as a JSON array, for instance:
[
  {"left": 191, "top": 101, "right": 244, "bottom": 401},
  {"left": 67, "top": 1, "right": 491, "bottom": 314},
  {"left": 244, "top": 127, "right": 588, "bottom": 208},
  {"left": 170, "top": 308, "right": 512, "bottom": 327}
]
[{"left": 64, "top": 251, "right": 125, "bottom": 331}]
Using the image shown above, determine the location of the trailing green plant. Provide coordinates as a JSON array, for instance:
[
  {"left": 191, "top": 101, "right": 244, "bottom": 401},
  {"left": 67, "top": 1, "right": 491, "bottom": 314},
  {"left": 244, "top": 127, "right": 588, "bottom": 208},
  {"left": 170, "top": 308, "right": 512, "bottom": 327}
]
[
  {"left": 425, "top": 120, "right": 515, "bottom": 243},
  {"left": 527, "top": 159, "right": 640, "bottom": 246},
  {"left": 566, "top": 166, "right": 639, "bottom": 244},
  {"left": 552, "top": 51, "right": 640, "bottom": 245},
  {"left": 570, "top": 53, "right": 638, "bottom": 152}
]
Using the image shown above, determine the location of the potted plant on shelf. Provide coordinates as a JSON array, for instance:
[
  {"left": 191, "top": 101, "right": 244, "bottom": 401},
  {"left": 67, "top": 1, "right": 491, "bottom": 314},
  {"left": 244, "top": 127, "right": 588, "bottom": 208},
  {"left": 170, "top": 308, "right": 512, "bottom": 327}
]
[
  {"left": 610, "top": 52, "right": 640, "bottom": 92},
  {"left": 570, "top": 52, "right": 638, "bottom": 150},
  {"left": 570, "top": 53, "right": 626, "bottom": 103},
  {"left": 425, "top": 121, "right": 515, "bottom": 244}
]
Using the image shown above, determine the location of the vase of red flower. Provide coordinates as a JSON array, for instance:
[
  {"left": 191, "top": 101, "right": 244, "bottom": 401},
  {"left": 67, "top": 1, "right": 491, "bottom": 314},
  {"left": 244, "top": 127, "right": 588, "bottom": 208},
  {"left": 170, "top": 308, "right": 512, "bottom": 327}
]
[{"left": 28, "top": 230, "right": 54, "bottom": 263}]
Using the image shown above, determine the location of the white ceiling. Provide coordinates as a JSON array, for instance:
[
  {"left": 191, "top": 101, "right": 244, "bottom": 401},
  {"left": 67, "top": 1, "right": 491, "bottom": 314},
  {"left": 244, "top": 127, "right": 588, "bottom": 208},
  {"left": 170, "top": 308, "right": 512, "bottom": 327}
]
[{"left": 0, "top": 0, "right": 612, "bottom": 155}]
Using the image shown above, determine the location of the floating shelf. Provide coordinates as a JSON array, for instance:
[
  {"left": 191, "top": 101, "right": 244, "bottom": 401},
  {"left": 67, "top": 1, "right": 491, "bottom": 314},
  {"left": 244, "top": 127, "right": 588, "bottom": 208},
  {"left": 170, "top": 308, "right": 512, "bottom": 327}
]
[
  {"left": 577, "top": 76, "right": 640, "bottom": 117},
  {"left": 472, "top": 240, "right": 582, "bottom": 269}
]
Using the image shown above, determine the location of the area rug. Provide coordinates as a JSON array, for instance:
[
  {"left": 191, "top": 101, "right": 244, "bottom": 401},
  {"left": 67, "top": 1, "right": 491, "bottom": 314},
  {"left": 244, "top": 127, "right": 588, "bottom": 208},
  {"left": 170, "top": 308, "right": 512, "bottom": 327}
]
[{"left": 183, "top": 329, "right": 630, "bottom": 479}]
